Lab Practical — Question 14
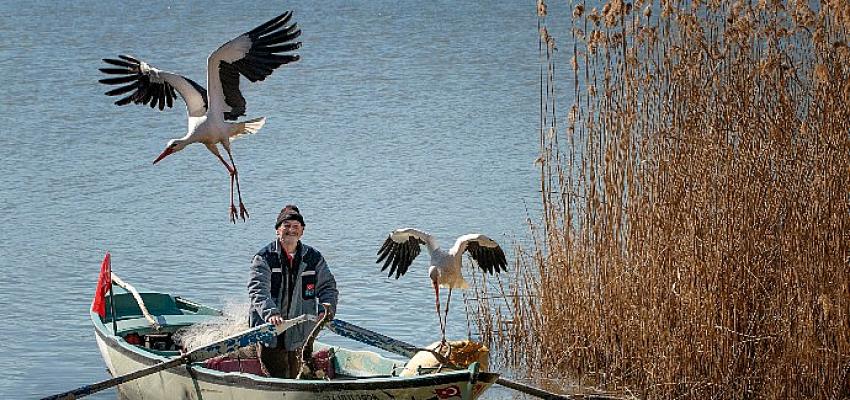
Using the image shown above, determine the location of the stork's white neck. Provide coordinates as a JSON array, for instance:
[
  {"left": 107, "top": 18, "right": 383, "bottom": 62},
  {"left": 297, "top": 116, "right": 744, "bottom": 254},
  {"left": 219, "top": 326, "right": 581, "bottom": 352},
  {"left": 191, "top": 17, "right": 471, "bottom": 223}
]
[
  {"left": 428, "top": 265, "right": 440, "bottom": 282},
  {"left": 422, "top": 236, "right": 440, "bottom": 253}
]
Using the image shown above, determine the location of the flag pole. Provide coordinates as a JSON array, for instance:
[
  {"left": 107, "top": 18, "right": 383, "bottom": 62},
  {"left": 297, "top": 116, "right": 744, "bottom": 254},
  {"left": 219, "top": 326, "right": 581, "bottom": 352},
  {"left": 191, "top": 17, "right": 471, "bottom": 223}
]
[
  {"left": 107, "top": 252, "right": 117, "bottom": 334},
  {"left": 109, "top": 279, "right": 117, "bottom": 333}
]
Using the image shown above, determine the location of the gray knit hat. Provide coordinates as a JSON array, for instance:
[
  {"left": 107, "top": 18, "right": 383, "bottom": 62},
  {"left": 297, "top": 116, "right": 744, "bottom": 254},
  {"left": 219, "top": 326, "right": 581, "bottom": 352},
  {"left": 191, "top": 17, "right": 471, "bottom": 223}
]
[{"left": 275, "top": 204, "right": 304, "bottom": 228}]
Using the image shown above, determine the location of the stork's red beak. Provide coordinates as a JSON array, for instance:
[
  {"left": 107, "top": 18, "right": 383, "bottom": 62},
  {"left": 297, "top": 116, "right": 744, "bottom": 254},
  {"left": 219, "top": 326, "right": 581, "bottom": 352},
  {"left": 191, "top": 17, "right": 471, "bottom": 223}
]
[{"left": 152, "top": 147, "right": 174, "bottom": 164}]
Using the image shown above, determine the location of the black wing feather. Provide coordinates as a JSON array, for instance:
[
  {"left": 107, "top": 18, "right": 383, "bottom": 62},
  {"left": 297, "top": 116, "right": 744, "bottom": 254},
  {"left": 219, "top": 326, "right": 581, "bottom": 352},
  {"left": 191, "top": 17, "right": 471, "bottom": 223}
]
[
  {"left": 376, "top": 234, "right": 422, "bottom": 279},
  {"left": 401, "top": 236, "right": 423, "bottom": 277},
  {"left": 396, "top": 240, "right": 412, "bottom": 279},
  {"left": 104, "top": 81, "right": 139, "bottom": 96},
  {"left": 248, "top": 10, "right": 292, "bottom": 36},
  {"left": 261, "top": 42, "right": 302, "bottom": 54},
  {"left": 496, "top": 247, "right": 508, "bottom": 272},
  {"left": 385, "top": 242, "right": 399, "bottom": 276},
  {"left": 118, "top": 54, "right": 139, "bottom": 63},
  {"left": 114, "top": 94, "right": 135, "bottom": 106},
  {"left": 99, "top": 68, "right": 135, "bottom": 75},
  {"left": 380, "top": 242, "right": 398, "bottom": 273},
  {"left": 466, "top": 241, "right": 507, "bottom": 275},
  {"left": 217, "top": 11, "right": 302, "bottom": 121},
  {"left": 156, "top": 85, "right": 167, "bottom": 110},
  {"left": 376, "top": 236, "right": 393, "bottom": 263},
  {"left": 165, "top": 86, "right": 174, "bottom": 108},
  {"left": 102, "top": 58, "right": 135, "bottom": 68},
  {"left": 254, "top": 27, "right": 301, "bottom": 47},
  {"left": 98, "top": 75, "right": 138, "bottom": 85},
  {"left": 99, "top": 56, "right": 177, "bottom": 110},
  {"left": 219, "top": 62, "right": 247, "bottom": 120}
]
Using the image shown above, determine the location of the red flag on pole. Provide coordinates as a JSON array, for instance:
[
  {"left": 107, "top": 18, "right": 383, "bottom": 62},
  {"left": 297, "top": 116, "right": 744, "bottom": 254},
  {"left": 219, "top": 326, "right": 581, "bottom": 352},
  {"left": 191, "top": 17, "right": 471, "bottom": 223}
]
[{"left": 92, "top": 252, "right": 112, "bottom": 318}]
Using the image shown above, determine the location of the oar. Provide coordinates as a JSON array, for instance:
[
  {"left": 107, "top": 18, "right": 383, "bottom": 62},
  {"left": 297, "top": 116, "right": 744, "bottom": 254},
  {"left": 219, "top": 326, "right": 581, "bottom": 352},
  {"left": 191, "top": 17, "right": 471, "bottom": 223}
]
[
  {"left": 327, "top": 319, "right": 574, "bottom": 400},
  {"left": 41, "top": 315, "right": 312, "bottom": 400},
  {"left": 327, "top": 318, "right": 421, "bottom": 358}
]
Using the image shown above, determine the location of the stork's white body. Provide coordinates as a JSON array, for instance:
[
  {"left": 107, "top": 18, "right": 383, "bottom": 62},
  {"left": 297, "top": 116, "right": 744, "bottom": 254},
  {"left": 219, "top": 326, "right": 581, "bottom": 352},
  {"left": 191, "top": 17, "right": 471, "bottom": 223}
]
[{"left": 427, "top": 247, "right": 470, "bottom": 290}]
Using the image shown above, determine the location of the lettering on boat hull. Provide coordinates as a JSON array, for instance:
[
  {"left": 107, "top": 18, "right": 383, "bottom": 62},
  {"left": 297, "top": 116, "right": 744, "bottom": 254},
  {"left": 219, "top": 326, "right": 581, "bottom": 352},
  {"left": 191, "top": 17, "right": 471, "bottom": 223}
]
[
  {"left": 321, "top": 395, "right": 382, "bottom": 400},
  {"left": 320, "top": 392, "right": 442, "bottom": 400}
]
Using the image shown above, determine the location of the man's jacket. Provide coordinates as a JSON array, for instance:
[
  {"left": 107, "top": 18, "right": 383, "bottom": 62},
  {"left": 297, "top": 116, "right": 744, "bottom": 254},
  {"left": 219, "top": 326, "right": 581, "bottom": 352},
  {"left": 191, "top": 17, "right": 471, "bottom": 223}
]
[{"left": 248, "top": 240, "right": 338, "bottom": 350}]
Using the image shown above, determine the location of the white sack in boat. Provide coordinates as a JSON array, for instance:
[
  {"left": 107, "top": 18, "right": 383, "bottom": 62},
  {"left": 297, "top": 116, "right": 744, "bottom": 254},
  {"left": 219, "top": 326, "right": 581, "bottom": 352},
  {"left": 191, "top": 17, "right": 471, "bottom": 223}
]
[{"left": 400, "top": 340, "right": 489, "bottom": 377}]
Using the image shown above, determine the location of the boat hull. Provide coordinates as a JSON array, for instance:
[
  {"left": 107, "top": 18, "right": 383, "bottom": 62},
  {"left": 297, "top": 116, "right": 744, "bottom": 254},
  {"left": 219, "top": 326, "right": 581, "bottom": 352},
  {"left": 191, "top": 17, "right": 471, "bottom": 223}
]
[{"left": 95, "top": 322, "right": 497, "bottom": 400}]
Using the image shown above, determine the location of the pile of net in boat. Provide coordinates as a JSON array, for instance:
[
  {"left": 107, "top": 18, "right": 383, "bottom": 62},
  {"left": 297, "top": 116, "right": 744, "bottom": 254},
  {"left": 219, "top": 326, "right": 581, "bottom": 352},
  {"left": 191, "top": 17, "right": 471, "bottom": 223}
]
[{"left": 172, "top": 301, "right": 257, "bottom": 358}]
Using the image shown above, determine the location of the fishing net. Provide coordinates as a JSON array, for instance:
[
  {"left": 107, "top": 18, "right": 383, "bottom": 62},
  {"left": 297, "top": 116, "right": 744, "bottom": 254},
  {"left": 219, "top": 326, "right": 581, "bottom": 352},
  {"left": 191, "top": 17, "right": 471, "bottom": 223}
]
[{"left": 172, "top": 300, "right": 257, "bottom": 358}]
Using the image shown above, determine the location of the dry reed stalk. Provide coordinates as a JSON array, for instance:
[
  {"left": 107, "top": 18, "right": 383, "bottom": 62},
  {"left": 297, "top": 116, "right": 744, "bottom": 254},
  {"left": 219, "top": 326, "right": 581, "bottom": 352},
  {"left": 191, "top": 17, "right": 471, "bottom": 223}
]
[{"left": 470, "top": 1, "right": 850, "bottom": 399}]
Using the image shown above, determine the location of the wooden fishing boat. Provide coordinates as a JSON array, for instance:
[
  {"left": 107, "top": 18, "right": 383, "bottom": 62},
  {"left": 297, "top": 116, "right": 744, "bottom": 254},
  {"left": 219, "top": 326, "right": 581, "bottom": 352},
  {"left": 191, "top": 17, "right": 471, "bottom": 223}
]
[{"left": 93, "top": 283, "right": 499, "bottom": 400}]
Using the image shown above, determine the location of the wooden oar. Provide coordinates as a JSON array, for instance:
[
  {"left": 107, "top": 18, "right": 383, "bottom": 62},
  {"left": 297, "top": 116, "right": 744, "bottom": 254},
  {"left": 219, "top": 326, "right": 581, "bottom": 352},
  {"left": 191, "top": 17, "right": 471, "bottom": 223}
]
[
  {"left": 327, "top": 319, "right": 574, "bottom": 400},
  {"left": 327, "top": 318, "right": 422, "bottom": 358},
  {"left": 40, "top": 315, "right": 312, "bottom": 400}
]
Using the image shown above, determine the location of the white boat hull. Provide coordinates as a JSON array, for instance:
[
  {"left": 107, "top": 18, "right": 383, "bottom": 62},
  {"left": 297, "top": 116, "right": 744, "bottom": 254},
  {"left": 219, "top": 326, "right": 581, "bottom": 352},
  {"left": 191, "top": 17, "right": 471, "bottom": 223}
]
[{"left": 95, "top": 330, "right": 495, "bottom": 400}]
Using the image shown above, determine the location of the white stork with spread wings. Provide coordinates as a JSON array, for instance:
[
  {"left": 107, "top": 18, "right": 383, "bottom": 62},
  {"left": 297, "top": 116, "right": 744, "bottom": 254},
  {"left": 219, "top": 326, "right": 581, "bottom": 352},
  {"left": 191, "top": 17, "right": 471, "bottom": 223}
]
[
  {"left": 98, "top": 11, "right": 302, "bottom": 223},
  {"left": 376, "top": 228, "right": 508, "bottom": 343}
]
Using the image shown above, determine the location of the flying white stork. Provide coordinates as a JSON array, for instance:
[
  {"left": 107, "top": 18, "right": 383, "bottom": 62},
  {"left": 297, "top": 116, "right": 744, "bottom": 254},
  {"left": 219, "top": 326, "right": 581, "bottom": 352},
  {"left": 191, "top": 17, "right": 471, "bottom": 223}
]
[
  {"left": 98, "top": 11, "right": 302, "bottom": 223},
  {"left": 376, "top": 228, "right": 508, "bottom": 343}
]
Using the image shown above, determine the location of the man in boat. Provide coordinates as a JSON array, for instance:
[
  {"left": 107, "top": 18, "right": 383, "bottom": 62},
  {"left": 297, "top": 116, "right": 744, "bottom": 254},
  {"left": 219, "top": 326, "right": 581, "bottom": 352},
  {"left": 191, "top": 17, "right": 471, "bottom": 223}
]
[{"left": 248, "top": 204, "right": 339, "bottom": 378}]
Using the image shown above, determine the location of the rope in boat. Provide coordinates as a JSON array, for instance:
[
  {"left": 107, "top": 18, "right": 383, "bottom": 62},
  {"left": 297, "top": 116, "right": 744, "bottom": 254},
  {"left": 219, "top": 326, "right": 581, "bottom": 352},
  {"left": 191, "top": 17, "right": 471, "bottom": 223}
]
[{"left": 111, "top": 273, "right": 160, "bottom": 330}]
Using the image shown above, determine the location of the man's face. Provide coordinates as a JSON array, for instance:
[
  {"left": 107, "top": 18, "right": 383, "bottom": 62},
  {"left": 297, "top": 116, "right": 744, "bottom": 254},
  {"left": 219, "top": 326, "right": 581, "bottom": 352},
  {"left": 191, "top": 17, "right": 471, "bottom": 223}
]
[{"left": 277, "top": 220, "right": 304, "bottom": 246}]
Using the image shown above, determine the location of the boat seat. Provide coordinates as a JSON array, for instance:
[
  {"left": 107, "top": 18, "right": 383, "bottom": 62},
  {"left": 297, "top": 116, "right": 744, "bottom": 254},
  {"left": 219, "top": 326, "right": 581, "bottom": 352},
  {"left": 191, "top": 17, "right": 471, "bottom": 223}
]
[
  {"left": 114, "top": 314, "right": 215, "bottom": 334},
  {"left": 105, "top": 292, "right": 184, "bottom": 321}
]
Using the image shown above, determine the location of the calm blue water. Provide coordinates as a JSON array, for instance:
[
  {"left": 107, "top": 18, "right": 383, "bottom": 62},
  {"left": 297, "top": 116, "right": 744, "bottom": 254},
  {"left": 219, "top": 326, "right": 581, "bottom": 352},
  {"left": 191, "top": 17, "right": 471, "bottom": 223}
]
[{"left": 0, "top": 1, "right": 551, "bottom": 398}]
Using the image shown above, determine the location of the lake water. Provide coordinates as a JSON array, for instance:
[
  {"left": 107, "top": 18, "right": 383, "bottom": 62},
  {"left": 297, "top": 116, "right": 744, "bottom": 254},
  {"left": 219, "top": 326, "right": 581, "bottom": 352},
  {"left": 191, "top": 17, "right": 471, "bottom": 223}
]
[{"left": 0, "top": 1, "right": 554, "bottom": 398}]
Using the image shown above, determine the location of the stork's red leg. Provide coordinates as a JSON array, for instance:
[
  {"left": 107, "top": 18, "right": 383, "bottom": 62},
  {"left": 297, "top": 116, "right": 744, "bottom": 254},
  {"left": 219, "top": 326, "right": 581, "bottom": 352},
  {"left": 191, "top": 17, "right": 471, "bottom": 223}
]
[
  {"left": 444, "top": 287, "right": 453, "bottom": 329},
  {"left": 207, "top": 147, "right": 237, "bottom": 222},
  {"left": 205, "top": 144, "right": 239, "bottom": 222},
  {"left": 433, "top": 281, "right": 447, "bottom": 345},
  {"left": 442, "top": 287, "right": 453, "bottom": 358},
  {"left": 233, "top": 172, "right": 249, "bottom": 221},
  {"left": 229, "top": 174, "right": 238, "bottom": 223},
  {"left": 225, "top": 147, "right": 249, "bottom": 221}
]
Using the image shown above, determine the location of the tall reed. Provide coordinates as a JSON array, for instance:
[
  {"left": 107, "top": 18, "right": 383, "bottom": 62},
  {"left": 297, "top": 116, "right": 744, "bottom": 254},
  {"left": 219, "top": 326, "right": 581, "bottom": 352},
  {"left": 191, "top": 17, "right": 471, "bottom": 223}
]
[{"left": 471, "top": 1, "right": 850, "bottom": 398}]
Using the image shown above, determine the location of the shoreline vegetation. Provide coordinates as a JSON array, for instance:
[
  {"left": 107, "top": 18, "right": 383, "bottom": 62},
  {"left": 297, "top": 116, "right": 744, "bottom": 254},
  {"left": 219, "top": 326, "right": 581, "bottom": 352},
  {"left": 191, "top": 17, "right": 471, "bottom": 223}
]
[{"left": 469, "top": 1, "right": 849, "bottom": 399}]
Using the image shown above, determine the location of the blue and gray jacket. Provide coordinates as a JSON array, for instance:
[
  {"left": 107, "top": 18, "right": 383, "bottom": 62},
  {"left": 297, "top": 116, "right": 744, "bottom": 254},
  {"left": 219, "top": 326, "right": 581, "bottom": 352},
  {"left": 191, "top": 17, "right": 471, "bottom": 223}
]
[{"left": 248, "top": 240, "right": 338, "bottom": 350}]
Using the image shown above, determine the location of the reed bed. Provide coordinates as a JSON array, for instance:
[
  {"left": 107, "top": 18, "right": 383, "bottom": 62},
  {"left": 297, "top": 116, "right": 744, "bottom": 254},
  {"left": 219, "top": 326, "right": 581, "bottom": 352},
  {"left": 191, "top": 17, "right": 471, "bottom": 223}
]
[{"left": 470, "top": 1, "right": 850, "bottom": 398}]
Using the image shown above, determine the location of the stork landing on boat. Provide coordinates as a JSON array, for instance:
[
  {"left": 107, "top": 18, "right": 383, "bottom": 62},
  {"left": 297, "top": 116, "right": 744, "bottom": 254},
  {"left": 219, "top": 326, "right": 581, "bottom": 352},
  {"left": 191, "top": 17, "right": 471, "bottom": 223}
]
[
  {"left": 99, "top": 11, "right": 302, "bottom": 223},
  {"left": 376, "top": 228, "right": 508, "bottom": 344}
]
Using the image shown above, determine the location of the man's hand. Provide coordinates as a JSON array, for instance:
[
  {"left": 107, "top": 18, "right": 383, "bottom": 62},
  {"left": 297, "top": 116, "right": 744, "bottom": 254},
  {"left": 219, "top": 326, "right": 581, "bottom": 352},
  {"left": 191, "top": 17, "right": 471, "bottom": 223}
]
[
  {"left": 317, "top": 303, "right": 334, "bottom": 321},
  {"left": 268, "top": 314, "right": 284, "bottom": 325}
]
